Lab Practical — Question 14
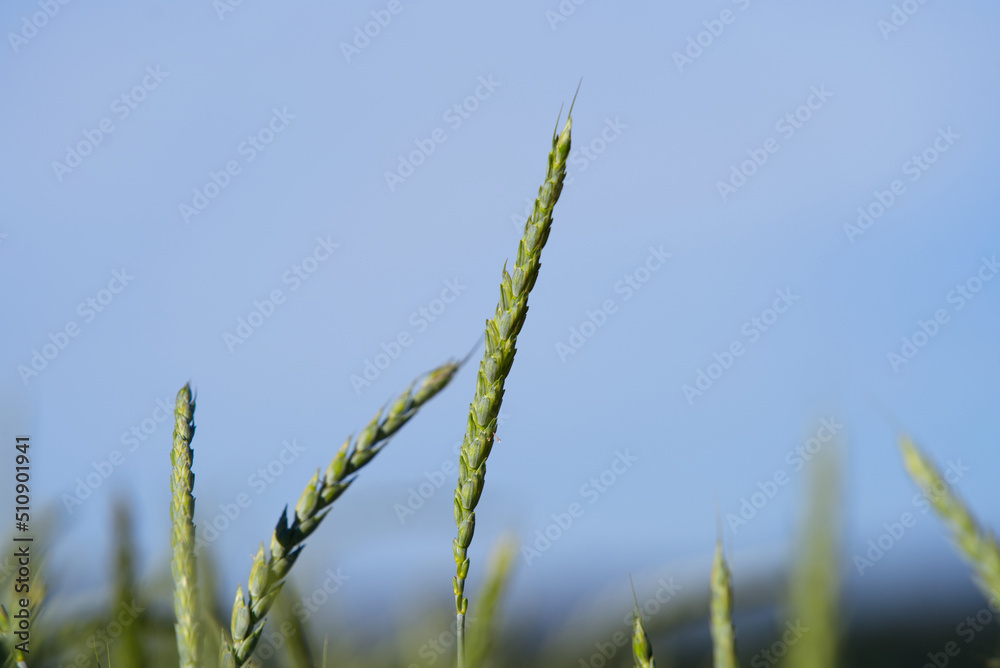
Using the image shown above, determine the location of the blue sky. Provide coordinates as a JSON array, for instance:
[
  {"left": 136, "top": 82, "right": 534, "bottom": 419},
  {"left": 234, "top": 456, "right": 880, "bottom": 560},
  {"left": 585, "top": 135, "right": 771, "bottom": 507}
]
[{"left": 2, "top": 0, "right": 999, "bottom": 625}]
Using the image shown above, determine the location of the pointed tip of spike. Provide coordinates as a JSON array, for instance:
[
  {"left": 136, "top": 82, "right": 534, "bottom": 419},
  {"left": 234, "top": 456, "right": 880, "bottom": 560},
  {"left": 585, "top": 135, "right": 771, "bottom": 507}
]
[
  {"left": 713, "top": 488, "right": 724, "bottom": 543},
  {"left": 629, "top": 573, "right": 641, "bottom": 610},
  {"left": 553, "top": 80, "right": 582, "bottom": 139},
  {"left": 568, "top": 77, "right": 582, "bottom": 119}
]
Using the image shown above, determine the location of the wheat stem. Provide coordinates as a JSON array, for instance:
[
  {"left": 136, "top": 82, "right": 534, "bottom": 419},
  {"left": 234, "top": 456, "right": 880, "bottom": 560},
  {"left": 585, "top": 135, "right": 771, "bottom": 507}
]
[
  {"left": 112, "top": 502, "right": 145, "bottom": 668},
  {"left": 170, "top": 384, "right": 200, "bottom": 668},
  {"left": 452, "top": 101, "right": 574, "bottom": 667},
  {"left": 785, "top": 441, "right": 840, "bottom": 668},
  {"left": 223, "top": 359, "right": 463, "bottom": 668}
]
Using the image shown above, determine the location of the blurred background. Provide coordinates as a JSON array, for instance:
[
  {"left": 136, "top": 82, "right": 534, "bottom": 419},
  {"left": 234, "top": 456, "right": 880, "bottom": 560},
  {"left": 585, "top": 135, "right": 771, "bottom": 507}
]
[{"left": 2, "top": 1, "right": 1000, "bottom": 665}]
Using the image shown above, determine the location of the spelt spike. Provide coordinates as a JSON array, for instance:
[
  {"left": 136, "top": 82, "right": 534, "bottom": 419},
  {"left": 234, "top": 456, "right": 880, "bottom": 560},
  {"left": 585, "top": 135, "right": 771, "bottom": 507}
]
[
  {"left": 452, "top": 102, "right": 573, "bottom": 668},
  {"left": 223, "top": 358, "right": 462, "bottom": 667},
  {"left": 170, "top": 383, "right": 200, "bottom": 668}
]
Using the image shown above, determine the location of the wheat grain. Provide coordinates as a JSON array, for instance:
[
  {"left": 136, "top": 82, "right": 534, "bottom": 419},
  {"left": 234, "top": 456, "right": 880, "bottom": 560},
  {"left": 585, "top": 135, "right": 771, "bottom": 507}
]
[
  {"left": 710, "top": 541, "right": 738, "bottom": 668},
  {"left": 452, "top": 99, "right": 574, "bottom": 666},
  {"left": 170, "top": 383, "right": 200, "bottom": 668},
  {"left": 900, "top": 435, "right": 1000, "bottom": 604},
  {"left": 223, "top": 358, "right": 463, "bottom": 668}
]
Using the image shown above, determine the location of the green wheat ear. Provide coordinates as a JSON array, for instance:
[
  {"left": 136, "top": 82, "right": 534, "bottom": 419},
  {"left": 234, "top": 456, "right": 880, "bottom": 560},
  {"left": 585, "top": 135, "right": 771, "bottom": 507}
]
[
  {"left": 170, "top": 383, "right": 200, "bottom": 668},
  {"left": 631, "top": 580, "right": 656, "bottom": 668},
  {"left": 452, "top": 95, "right": 574, "bottom": 667},
  {"left": 223, "top": 358, "right": 463, "bottom": 668},
  {"left": 710, "top": 541, "right": 738, "bottom": 668},
  {"left": 899, "top": 435, "right": 1000, "bottom": 604}
]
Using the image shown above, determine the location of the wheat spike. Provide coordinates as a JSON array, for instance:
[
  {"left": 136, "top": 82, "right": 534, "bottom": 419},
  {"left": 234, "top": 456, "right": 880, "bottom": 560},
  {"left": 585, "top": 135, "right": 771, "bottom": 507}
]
[
  {"left": 170, "top": 384, "right": 200, "bottom": 668},
  {"left": 223, "top": 358, "right": 462, "bottom": 668},
  {"left": 452, "top": 99, "right": 574, "bottom": 666}
]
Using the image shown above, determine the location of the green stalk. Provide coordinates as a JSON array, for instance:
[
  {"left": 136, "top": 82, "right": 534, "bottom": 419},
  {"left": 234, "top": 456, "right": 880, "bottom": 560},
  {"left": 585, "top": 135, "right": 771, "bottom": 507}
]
[
  {"left": 900, "top": 435, "right": 1000, "bottom": 604},
  {"left": 783, "top": 441, "right": 840, "bottom": 668},
  {"left": 452, "top": 102, "right": 574, "bottom": 667},
  {"left": 170, "top": 384, "right": 200, "bottom": 668},
  {"left": 112, "top": 502, "right": 146, "bottom": 668},
  {"left": 223, "top": 359, "right": 462, "bottom": 668},
  {"left": 710, "top": 541, "right": 738, "bottom": 668}
]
